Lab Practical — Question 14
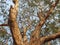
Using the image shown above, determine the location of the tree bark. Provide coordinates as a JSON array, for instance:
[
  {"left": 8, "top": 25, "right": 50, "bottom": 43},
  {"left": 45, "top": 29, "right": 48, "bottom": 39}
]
[
  {"left": 30, "top": 0, "right": 59, "bottom": 45},
  {"left": 7, "top": 0, "right": 59, "bottom": 45},
  {"left": 40, "top": 32, "right": 60, "bottom": 43},
  {"left": 0, "top": 24, "right": 8, "bottom": 26},
  {"left": 8, "top": 0, "right": 24, "bottom": 45},
  {"left": 0, "top": 0, "right": 59, "bottom": 45}
]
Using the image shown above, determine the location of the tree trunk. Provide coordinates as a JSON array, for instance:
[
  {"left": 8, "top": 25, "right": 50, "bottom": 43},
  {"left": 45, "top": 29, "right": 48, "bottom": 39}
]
[{"left": 8, "top": 0, "right": 24, "bottom": 45}]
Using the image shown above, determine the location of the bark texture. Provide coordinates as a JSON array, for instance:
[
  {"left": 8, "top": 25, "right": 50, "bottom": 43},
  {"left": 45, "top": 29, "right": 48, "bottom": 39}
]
[
  {"left": 0, "top": 0, "right": 60, "bottom": 45},
  {"left": 30, "top": 0, "right": 59, "bottom": 45},
  {"left": 8, "top": 0, "right": 24, "bottom": 45}
]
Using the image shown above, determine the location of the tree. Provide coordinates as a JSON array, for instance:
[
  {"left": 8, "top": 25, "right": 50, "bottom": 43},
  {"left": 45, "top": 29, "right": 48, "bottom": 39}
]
[{"left": 0, "top": 0, "right": 60, "bottom": 45}]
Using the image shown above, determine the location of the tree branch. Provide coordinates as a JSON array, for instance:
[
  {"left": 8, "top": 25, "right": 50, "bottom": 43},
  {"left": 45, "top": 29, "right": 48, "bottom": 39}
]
[
  {"left": 30, "top": 0, "right": 59, "bottom": 45},
  {"left": 39, "top": 0, "right": 59, "bottom": 27},
  {"left": 23, "top": 21, "right": 32, "bottom": 44},
  {"left": 8, "top": 0, "right": 24, "bottom": 45},
  {"left": 23, "top": 27, "right": 28, "bottom": 45},
  {"left": 37, "top": 10, "right": 45, "bottom": 25},
  {"left": 0, "top": 24, "right": 8, "bottom": 26},
  {"left": 40, "top": 32, "right": 60, "bottom": 43},
  {"left": 31, "top": 0, "right": 59, "bottom": 39}
]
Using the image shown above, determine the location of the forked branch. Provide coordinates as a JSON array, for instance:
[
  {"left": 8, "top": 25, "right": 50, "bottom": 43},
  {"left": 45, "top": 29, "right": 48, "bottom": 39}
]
[{"left": 30, "top": 0, "right": 59, "bottom": 45}]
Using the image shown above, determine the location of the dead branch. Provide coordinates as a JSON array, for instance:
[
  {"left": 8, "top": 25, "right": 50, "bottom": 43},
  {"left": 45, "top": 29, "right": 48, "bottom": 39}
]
[{"left": 0, "top": 24, "right": 8, "bottom": 26}]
